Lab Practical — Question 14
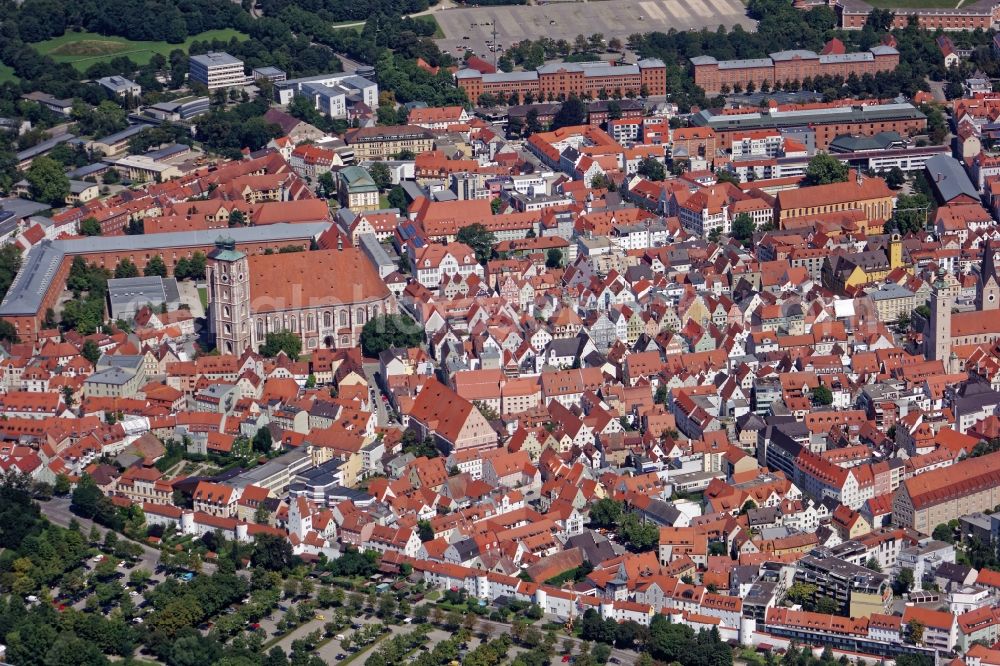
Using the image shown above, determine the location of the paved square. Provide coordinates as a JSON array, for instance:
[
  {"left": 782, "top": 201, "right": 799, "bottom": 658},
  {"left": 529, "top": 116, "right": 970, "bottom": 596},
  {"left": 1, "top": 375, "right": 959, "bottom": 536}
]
[{"left": 434, "top": 0, "right": 757, "bottom": 64}]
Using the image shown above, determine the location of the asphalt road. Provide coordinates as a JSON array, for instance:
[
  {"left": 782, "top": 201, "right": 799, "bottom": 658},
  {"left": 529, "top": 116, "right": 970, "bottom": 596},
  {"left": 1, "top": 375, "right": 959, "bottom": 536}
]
[{"left": 363, "top": 361, "right": 391, "bottom": 426}]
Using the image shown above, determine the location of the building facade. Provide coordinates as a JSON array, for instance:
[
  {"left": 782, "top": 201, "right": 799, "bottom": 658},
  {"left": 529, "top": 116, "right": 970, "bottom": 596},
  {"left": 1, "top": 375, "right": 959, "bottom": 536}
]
[
  {"left": 189, "top": 52, "right": 246, "bottom": 90},
  {"left": 691, "top": 47, "right": 899, "bottom": 94},
  {"left": 455, "top": 59, "right": 667, "bottom": 104},
  {"left": 208, "top": 237, "right": 396, "bottom": 354}
]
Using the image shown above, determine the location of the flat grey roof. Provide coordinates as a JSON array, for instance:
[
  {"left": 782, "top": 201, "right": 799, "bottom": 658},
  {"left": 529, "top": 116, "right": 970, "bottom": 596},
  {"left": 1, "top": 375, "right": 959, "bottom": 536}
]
[
  {"left": 190, "top": 52, "right": 243, "bottom": 67},
  {"left": 85, "top": 367, "right": 136, "bottom": 386},
  {"left": 0, "top": 198, "right": 50, "bottom": 219},
  {"left": 0, "top": 222, "right": 329, "bottom": 316},
  {"left": 482, "top": 71, "right": 540, "bottom": 83},
  {"left": 16, "top": 133, "right": 76, "bottom": 162},
  {"left": 691, "top": 102, "right": 924, "bottom": 132},
  {"left": 108, "top": 275, "right": 179, "bottom": 306},
  {"left": 93, "top": 124, "right": 146, "bottom": 146}
]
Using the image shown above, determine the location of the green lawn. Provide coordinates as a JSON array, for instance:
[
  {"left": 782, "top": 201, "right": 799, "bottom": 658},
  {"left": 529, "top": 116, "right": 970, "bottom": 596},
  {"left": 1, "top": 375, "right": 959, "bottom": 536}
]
[
  {"left": 198, "top": 287, "right": 208, "bottom": 310},
  {"left": 34, "top": 29, "right": 249, "bottom": 70},
  {"left": 0, "top": 63, "right": 17, "bottom": 84},
  {"left": 864, "top": 0, "right": 958, "bottom": 7}
]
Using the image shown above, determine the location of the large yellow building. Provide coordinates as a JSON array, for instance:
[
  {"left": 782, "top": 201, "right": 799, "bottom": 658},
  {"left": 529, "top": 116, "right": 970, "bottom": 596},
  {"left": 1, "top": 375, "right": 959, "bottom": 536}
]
[
  {"left": 822, "top": 234, "right": 912, "bottom": 292},
  {"left": 775, "top": 172, "right": 895, "bottom": 234}
]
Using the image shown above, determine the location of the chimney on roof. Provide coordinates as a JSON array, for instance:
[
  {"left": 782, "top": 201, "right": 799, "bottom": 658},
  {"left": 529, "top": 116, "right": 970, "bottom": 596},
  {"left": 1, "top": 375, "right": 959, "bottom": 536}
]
[{"left": 337, "top": 234, "right": 343, "bottom": 251}]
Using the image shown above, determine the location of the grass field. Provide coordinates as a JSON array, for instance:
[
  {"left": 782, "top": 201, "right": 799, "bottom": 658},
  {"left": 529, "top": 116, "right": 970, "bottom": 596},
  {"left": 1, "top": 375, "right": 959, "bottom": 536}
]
[
  {"left": 0, "top": 63, "right": 17, "bottom": 84},
  {"left": 864, "top": 0, "right": 958, "bottom": 8},
  {"left": 34, "top": 29, "right": 249, "bottom": 70}
]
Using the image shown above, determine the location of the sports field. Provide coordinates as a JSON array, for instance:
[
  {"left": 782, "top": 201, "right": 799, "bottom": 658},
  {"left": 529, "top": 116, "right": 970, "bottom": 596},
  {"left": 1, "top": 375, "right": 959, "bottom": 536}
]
[{"left": 33, "top": 29, "right": 249, "bottom": 70}]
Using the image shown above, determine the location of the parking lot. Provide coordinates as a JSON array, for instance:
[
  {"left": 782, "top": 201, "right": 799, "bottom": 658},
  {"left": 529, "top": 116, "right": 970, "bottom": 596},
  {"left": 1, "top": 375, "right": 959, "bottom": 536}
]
[{"left": 435, "top": 0, "right": 756, "bottom": 63}]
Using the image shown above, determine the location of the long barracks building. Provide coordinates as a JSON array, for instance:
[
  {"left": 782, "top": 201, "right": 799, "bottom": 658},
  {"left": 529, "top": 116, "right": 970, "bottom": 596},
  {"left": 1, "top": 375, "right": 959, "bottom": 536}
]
[
  {"left": 454, "top": 59, "right": 667, "bottom": 104},
  {"left": 0, "top": 223, "right": 327, "bottom": 343},
  {"left": 688, "top": 100, "right": 927, "bottom": 150},
  {"left": 691, "top": 46, "right": 898, "bottom": 94},
  {"left": 836, "top": 0, "right": 1000, "bottom": 30}
]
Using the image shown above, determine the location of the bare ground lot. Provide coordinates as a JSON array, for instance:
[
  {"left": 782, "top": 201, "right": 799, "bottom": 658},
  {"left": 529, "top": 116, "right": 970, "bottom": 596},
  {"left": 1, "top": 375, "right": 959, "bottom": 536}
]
[{"left": 435, "top": 0, "right": 756, "bottom": 61}]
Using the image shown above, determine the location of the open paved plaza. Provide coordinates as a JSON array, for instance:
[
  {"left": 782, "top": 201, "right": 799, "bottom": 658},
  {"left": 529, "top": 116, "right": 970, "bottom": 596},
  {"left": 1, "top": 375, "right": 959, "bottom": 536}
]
[{"left": 435, "top": 0, "right": 757, "bottom": 62}]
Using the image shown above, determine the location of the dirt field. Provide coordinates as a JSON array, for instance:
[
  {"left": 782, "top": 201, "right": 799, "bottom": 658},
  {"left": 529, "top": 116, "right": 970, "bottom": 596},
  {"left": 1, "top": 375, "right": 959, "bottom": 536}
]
[{"left": 435, "top": 0, "right": 756, "bottom": 62}]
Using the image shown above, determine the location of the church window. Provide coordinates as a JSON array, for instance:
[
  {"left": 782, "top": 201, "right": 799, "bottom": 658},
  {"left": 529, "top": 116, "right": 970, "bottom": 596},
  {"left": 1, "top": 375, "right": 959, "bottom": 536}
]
[
  {"left": 356, "top": 308, "right": 365, "bottom": 324},
  {"left": 339, "top": 311, "right": 347, "bottom": 327},
  {"left": 324, "top": 311, "right": 332, "bottom": 327}
]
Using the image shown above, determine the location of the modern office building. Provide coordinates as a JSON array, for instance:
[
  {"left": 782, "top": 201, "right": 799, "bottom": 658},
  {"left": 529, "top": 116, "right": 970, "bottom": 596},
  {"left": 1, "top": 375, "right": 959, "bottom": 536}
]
[
  {"left": 188, "top": 52, "right": 246, "bottom": 90},
  {"left": 275, "top": 73, "right": 379, "bottom": 118}
]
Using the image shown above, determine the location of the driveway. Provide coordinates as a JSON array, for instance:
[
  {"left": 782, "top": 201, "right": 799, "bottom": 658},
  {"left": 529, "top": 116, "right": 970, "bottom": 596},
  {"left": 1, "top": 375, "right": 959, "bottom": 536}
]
[{"left": 362, "top": 362, "right": 390, "bottom": 426}]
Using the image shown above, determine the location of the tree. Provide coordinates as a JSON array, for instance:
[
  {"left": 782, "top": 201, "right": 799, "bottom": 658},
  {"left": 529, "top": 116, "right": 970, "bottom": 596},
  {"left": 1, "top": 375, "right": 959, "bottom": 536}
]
[
  {"left": 387, "top": 186, "right": 407, "bottom": 211},
  {"left": 864, "top": 557, "right": 882, "bottom": 573},
  {"left": 731, "top": 212, "right": 756, "bottom": 245},
  {"left": 552, "top": 95, "right": 586, "bottom": 130},
  {"left": 0, "top": 244, "right": 22, "bottom": 303},
  {"left": 546, "top": 248, "right": 563, "bottom": 268},
  {"left": 360, "top": 314, "right": 424, "bottom": 357},
  {"left": 317, "top": 172, "right": 336, "bottom": 199},
  {"left": 369, "top": 162, "right": 392, "bottom": 191},
  {"left": 229, "top": 209, "right": 246, "bottom": 227},
  {"left": 142, "top": 255, "right": 167, "bottom": 278},
  {"left": 617, "top": 513, "right": 659, "bottom": 551},
  {"left": 26, "top": 156, "right": 70, "bottom": 206},
  {"left": 80, "top": 217, "right": 102, "bottom": 237},
  {"left": 592, "top": 643, "right": 612, "bottom": 664},
  {"left": 114, "top": 259, "right": 139, "bottom": 279},
  {"left": 932, "top": 523, "right": 955, "bottom": 544},
  {"left": 803, "top": 153, "right": 849, "bottom": 186},
  {"left": 417, "top": 519, "right": 434, "bottom": 542},
  {"left": 637, "top": 156, "right": 666, "bottom": 181},
  {"left": 885, "top": 166, "right": 906, "bottom": 189},
  {"left": 54, "top": 473, "right": 72, "bottom": 495},
  {"left": 253, "top": 427, "right": 273, "bottom": 455},
  {"left": 82, "top": 339, "right": 101, "bottom": 365},
  {"left": 894, "top": 193, "right": 931, "bottom": 234},
  {"left": 907, "top": 618, "right": 924, "bottom": 644},
  {"left": 456, "top": 223, "right": 497, "bottom": 265},
  {"left": 811, "top": 384, "right": 833, "bottom": 405},
  {"left": 76, "top": 100, "right": 128, "bottom": 138},
  {"left": 261, "top": 331, "right": 302, "bottom": 361},
  {"left": 895, "top": 567, "right": 915, "bottom": 595},
  {"left": 251, "top": 533, "right": 297, "bottom": 572},
  {"left": 589, "top": 498, "right": 623, "bottom": 528},
  {"left": 0, "top": 319, "right": 19, "bottom": 343}
]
